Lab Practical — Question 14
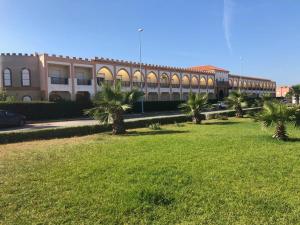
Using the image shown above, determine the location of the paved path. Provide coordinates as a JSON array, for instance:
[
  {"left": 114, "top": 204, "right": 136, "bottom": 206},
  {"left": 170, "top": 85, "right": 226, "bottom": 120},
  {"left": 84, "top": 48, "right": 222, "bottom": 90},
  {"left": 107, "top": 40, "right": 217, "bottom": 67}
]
[{"left": 0, "top": 108, "right": 259, "bottom": 134}]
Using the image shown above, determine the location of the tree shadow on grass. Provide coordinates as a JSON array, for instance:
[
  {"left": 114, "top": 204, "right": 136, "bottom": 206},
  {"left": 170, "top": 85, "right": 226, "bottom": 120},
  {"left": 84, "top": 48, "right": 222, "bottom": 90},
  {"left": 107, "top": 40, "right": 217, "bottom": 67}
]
[
  {"left": 285, "top": 137, "right": 300, "bottom": 143},
  {"left": 124, "top": 130, "right": 189, "bottom": 136},
  {"left": 203, "top": 121, "right": 242, "bottom": 126}
]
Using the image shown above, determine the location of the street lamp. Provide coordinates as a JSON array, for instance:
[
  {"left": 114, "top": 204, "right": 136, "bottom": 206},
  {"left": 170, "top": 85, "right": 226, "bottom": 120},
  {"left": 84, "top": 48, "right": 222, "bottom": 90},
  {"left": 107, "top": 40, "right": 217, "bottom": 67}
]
[{"left": 138, "top": 28, "right": 144, "bottom": 113}]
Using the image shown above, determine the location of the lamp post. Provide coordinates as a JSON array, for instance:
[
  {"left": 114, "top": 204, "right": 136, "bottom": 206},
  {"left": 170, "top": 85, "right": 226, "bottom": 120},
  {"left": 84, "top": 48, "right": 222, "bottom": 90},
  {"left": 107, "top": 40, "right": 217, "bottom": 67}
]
[{"left": 138, "top": 28, "right": 144, "bottom": 113}]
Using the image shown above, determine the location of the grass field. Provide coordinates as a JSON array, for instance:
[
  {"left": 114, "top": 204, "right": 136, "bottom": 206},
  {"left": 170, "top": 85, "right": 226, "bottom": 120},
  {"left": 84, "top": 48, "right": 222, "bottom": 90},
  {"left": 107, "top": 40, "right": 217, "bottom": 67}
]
[{"left": 1, "top": 118, "right": 300, "bottom": 224}]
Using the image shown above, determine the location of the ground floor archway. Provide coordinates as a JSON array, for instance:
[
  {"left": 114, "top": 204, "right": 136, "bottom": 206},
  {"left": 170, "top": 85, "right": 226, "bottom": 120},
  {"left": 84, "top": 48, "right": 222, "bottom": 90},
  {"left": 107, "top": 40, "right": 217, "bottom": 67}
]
[
  {"left": 49, "top": 91, "right": 71, "bottom": 102},
  {"left": 147, "top": 92, "right": 158, "bottom": 101},
  {"left": 76, "top": 91, "right": 91, "bottom": 103},
  {"left": 160, "top": 92, "right": 170, "bottom": 101}
]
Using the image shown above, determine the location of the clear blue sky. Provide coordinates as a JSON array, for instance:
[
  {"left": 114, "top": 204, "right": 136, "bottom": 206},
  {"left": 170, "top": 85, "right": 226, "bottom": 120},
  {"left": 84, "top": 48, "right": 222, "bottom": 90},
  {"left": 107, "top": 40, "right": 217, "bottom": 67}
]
[{"left": 0, "top": 0, "right": 299, "bottom": 85}]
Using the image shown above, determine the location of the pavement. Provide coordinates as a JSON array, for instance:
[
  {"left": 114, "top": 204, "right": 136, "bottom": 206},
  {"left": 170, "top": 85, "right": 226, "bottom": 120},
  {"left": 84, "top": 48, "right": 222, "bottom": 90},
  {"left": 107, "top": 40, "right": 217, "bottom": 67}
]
[
  {"left": 0, "top": 111, "right": 184, "bottom": 133},
  {"left": 0, "top": 108, "right": 259, "bottom": 134}
]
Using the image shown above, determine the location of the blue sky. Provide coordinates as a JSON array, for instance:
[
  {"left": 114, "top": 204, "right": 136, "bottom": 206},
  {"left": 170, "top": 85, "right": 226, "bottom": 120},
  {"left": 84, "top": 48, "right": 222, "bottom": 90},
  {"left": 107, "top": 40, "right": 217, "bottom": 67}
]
[{"left": 0, "top": 0, "right": 299, "bottom": 85}]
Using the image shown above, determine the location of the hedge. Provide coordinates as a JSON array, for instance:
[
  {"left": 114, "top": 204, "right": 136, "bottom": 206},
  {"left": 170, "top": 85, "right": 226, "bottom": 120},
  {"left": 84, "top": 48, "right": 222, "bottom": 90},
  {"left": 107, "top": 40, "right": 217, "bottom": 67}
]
[
  {"left": 0, "top": 115, "right": 191, "bottom": 144},
  {"left": 0, "top": 101, "right": 93, "bottom": 120},
  {"left": 0, "top": 101, "right": 185, "bottom": 120},
  {"left": 132, "top": 101, "right": 184, "bottom": 113}
]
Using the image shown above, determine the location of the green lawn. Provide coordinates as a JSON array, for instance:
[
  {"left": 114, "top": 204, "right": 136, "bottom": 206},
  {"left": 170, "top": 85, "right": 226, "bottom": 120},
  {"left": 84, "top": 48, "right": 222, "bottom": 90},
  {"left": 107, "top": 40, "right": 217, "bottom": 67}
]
[{"left": 1, "top": 118, "right": 300, "bottom": 224}]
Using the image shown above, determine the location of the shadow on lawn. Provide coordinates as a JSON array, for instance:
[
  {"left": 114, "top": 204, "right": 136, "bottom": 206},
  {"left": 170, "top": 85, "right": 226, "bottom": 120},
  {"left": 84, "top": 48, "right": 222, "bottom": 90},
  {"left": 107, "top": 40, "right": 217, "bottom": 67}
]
[
  {"left": 286, "top": 137, "right": 300, "bottom": 143},
  {"left": 125, "top": 130, "right": 189, "bottom": 136},
  {"left": 203, "top": 121, "right": 241, "bottom": 126}
]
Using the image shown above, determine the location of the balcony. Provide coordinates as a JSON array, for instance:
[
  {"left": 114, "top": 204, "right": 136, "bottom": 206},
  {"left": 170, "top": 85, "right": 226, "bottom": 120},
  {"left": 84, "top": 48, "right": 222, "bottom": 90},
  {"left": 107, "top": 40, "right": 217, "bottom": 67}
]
[
  {"left": 48, "top": 77, "right": 72, "bottom": 94},
  {"left": 147, "top": 83, "right": 158, "bottom": 89},
  {"left": 160, "top": 83, "right": 170, "bottom": 88},
  {"left": 121, "top": 81, "right": 131, "bottom": 87},
  {"left": 132, "top": 82, "right": 145, "bottom": 88},
  {"left": 51, "top": 77, "right": 68, "bottom": 85},
  {"left": 182, "top": 84, "right": 190, "bottom": 89},
  {"left": 77, "top": 78, "right": 92, "bottom": 86},
  {"left": 171, "top": 84, "right": 180, "bottom": 88}
]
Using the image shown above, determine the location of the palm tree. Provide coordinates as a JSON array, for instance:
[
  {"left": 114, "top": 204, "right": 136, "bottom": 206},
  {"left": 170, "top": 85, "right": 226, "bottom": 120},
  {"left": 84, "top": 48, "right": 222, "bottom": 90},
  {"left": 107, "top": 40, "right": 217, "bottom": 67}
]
[
  {"left": 226, "top": 91, "right": 247, "bottom": 118},
  {"left": 86, "top": 82, "right": 144, "bottom": 135},
  {"left": 287, "top": 84, "right": 300, "bottom": 105},
  {"left": 256, "top": 100, "right": 298, "bottom": 140},
  {"left": 179, "top": 93, "right": 208, "bottom": 124}
]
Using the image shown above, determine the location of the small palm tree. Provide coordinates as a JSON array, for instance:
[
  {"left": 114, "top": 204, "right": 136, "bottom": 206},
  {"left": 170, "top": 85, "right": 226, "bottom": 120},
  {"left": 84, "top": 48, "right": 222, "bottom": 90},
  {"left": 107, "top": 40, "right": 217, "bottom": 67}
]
[
  {"left": 86, "top": 82, "right": 144, "bottom": 135},
  {"left": 256, "top": 100, "right": 298, "bottom": 140},
  {"left": 287, "top": 84, "right": 300, "bottom": 105},
  {"left": 226, "top": 91, "right": 247, "bottom": 118},
  {"left": 179, "top": 93, "right": 208, "bottom": 124}
]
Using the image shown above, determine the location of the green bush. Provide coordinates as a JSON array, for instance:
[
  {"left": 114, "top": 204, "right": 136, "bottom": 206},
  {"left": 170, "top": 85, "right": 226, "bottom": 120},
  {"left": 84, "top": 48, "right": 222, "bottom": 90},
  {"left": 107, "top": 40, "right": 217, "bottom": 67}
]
[
  {"left": 148, "top": 123, "right": 162, "bottom": 130},
  {"left": 0, "top": 101, "right": 93, "bottom": 120}
]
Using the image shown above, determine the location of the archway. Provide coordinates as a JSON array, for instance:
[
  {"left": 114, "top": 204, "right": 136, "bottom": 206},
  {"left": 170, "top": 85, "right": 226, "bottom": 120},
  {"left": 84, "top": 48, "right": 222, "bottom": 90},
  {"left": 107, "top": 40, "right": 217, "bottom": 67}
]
[
  {"left": 160, "top": 92, "right": 170, "bottom": 101},
  {"left": 182, "top": 75, "right": 190, "bottom": 89},
  {"left": 147, "top": 72, "right": 158, "bottom": 88},
  {"left": 172, "top": 92, "right": 181, "bottom": 101},
  {"left": 171, "top": 74, "right": 180, "bottom": 88},
  {"left": 117, "top": 69, "right": 130, "bottom": 87},
  {"left": 76, "top": 91, "right": 91, "bottom": 103},
  {"left": 200, "top": 77, "right": 206, "bottom": 88},
  {"left": 207, "top": 78, "right": 214, "bottom": 88},
  {"left": 147, "top": 92, "right": 158, "bottom": 101},
  {"left": 132, "top": 70, "right": 143, "bottom": 88},
  {"left": 160, "top": 73, "right": 169, "bottom": 88},
  {"left": 191, "top": 76, "right": 199, "bottom": 89},
  {"left": 49, "top": 91, "right": 71, "bottom": 102},
  {"left": 97, "top": 67, "right": 114, "bottom": 86}
]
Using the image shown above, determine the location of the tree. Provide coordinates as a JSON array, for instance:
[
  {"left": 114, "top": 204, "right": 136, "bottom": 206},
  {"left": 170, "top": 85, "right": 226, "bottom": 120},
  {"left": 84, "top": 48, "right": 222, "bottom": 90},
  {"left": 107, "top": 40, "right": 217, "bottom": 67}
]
[
  {"left": 85, "top": 82, "right": 144, "bottom": 135},
  {"left": 287, "top": 84, "right": 300, "bottom": 105},
  {"left": 0, "top": 88, "right": 8, "bottom": 101},
  {"left": 179, "top": 93, "right": 208, "bottom": 124},
  {"left": 226, "top": 91, "right": 247, "bottom": 118},
  {"left": 256, "top": 100, "right": 298, "bottom": 140}
]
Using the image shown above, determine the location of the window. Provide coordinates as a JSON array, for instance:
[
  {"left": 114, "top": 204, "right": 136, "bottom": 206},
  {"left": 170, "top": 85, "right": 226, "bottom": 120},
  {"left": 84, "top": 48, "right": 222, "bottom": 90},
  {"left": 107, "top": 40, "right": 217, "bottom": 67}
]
[
  {"left": 21, "top": 69, "right": 31, "bottom": 86},
  {"left": 3, "top": 69, "right": 12, "bottom": 87},
  {"left": 22, "top": 95, "right": 32, "bottom": 102}
]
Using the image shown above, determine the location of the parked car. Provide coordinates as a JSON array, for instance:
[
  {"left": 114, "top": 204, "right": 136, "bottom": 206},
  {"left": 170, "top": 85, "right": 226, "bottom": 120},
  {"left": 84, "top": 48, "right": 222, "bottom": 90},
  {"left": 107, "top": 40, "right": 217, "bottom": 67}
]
[{"left": 0, "top": 110, "right": 26, "bottom": 128}]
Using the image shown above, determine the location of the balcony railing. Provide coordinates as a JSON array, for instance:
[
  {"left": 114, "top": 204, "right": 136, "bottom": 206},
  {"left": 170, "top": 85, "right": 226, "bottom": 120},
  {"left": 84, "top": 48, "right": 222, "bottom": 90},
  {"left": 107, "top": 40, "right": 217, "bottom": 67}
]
[
  {"left": 97, "top": 78, "right": 114, "bottom": 86},
  {"left": 208, "top": 85, "right": 214, "bottom": 89},
  {"left": 160, "top": 83, "right": 170, "bottom": 88},
  {"left": 200, "top": 85, "right": 207, "bottom": 89},
  {"left": 191, "top": 85, "right": 199, "bottom": 89},
  {"left": 121, "top": 81, "right": 131, "bottom": 87},
  {"left": 77, "top": 79, "right": 91, "bottom": 85},
  {"left": 50, "top": 77, "right": 68, "bottom": 85},
  {"left": 132, "top": 82, "right": 144, "bottom": 88},
  {"left": 182, "top": 84, "right": 190, "bottom": 89},
  {"left": 171, "top": 84, "right": 180, "bottom": 88},
  {"left": 147, "top": 83, "right": 158, "bottom": 88}
]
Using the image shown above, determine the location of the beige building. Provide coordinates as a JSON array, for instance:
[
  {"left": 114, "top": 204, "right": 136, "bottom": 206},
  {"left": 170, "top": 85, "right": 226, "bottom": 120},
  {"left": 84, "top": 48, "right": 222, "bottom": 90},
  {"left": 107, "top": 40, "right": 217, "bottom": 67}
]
[{"left": 0, "top": 53, "right": 276, "bottom": 102}]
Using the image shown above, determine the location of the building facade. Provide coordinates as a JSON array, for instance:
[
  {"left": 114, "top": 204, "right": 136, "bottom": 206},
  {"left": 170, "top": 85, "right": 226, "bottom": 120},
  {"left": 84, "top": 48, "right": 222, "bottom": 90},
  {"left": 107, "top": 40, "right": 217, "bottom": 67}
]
[
  {"left": 0, "top": 53, "right": 276, "bottom": 102},
  {"left": 276, "top": 85, "right": 291, "bottom": 97}
]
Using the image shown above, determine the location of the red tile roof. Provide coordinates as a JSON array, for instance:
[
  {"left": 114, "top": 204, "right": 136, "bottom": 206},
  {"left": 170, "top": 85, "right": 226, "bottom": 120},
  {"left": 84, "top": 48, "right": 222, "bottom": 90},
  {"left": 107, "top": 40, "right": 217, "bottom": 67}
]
[{"left": 189, "top": 65, "right": 229, "bottom": 72}]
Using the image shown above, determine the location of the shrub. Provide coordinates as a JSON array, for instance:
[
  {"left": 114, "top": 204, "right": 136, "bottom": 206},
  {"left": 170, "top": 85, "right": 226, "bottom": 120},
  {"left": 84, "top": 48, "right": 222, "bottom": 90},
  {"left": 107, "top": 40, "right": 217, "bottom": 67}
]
[{"left": 148, "top": 123, "right": 162, "bottom": 130}]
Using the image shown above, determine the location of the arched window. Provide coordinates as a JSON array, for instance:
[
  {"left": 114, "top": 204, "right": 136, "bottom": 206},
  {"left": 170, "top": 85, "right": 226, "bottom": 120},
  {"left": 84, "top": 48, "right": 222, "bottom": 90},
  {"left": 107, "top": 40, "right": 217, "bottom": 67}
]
[
  {"left": 21, "top": 69, "right": 31, "bottom": 86},
  {"left": 3, "top": 69, "right": 12, "bottom": 87},
  {"left": 22, "top": 95, "right": 32, "bottom": 102}
]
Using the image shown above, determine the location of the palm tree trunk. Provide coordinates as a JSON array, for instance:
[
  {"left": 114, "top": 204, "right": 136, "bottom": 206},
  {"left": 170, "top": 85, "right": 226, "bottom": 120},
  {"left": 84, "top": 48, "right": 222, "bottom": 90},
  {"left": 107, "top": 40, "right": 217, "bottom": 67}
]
[
  {"left": 273, "top": 121, "right": 288, "bottom": 140},
  {"left": 192, "top": 112, "right": 203, "bottom": 124},
  {"left": 112, "top": 112, "right": 126, "bottom": 135},
  {"left": 235, "top": 105, "right": 243, "bottom": 118}
]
